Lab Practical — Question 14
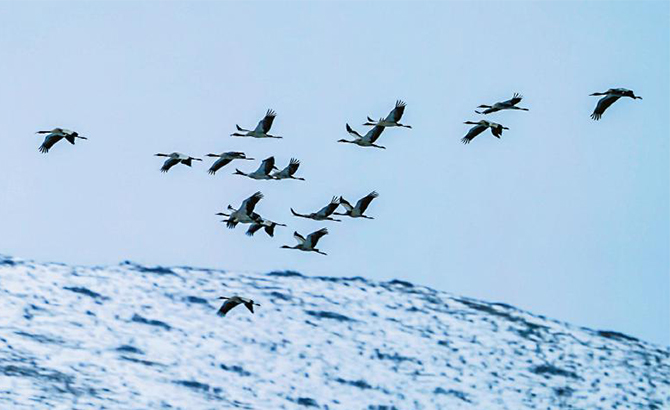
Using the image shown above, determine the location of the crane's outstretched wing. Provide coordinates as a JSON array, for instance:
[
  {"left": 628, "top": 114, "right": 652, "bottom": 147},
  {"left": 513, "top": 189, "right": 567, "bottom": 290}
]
[
  {"left": 385, "top": 100, "right": 406, "bottom": 122},
  {"left": 356, "top": 191, "right": 379, "bottom": 213},
  {"left": 293, "top": 231, "right": 306, "bottom": 244},
  {"left": 346, "top": 124, "right": 362, "bottom": 139},
  {"left": 489, "top": 123, "right": 507, "bottom": 138},
  {"left": 363, "top": 124, "right": 385, "bottom": 143},
  {"left": 39, "top": 134, "right": 63, "bottom": 153},
  {"left": 305, "top": 228, "right": 329, "bottom": 248},
  {"left": 241, "top": 192, "right": 264, "bottom": 214},
  {"left": 161, "top": 158, "right": 180, "bottom": 172},
  {"left": 339, "top": 197, "right": 354, "bottom": 212},
  {"left": 209, "top": 158, "right": 233, "bottom": 175},
  {"left": 243, "top": 301, "right": 255, "bottom": 313},
  {"left": 217, "top": 299, "right": 241, "bottom": 316},
  {"left": 260, "top": 157, "right": 276, "bottom": 175},
  {"left": 316, "top": 197, "right": 340, "bottom": 217},
  {"left": 255, "top": 109, "right": 276, "bottom": 133},
  {"left": 287, "top": 158, "right": 300, "bottom": 176},
  {"left": 264, "top": 224, "right": 279, "bottom": 237},
  {"left": 461, "top": 124, "right": 487, "bottom": 144},
  {"left": 591, "top": 95, "right": 620, "bottom": 121},
  {"left": 504, "top": 93, "right": 523, "bottom": 106},
  {"left": 246, "top": 223, "right": 264, "bottom": 237}
]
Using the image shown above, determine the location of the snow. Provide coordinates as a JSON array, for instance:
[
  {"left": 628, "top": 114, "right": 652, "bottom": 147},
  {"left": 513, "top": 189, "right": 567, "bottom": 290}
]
[{"left": 0, "top": 256, "right": 668, "bottom": 409}]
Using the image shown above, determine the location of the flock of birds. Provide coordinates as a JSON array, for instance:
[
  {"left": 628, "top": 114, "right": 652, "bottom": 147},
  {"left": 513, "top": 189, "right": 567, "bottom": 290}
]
[{"left": 33, "top": 87, "right": 642, "bottom": 316}]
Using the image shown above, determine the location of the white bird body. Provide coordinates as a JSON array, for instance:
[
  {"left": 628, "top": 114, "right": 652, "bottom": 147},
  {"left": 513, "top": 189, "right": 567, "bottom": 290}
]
[
  {"left": 234, "top": 156, "right": 278, "bottom": 180},
  {"left": 273, "top": 158, "right": 305, "bottom": 180},
  {"left": 476, "top": 93, "right": 529, "bottom": 114},
  {"left": 291, "top": 197, "right": 342, "bottom": 222},
  {"left": 339, "top": 123, "right": 387, "bottom": 149},
  {"left": 36, "top": 128, "right": 87, "bottom": 153},
  {"left": 155, "top": 152, "right": 202, "bottom": 172},
  {"left": 231, "top": 109, "right": 282, "bottom": 139},
  {"left": 217, "top": 296, "right": 260, "bottom": 316},
  {"left": 590, "top": 88, "right": 641, "bottom": 120},
  {"left": 206, "top": 152, "right": 254, "bottom": 175},
  {"left": 281, "top": 228, "right": 329, "bottom": 255},
  {"left": 363, "top": 100, "right": 411, "bottom": 128},
  {"left": 461, "top": 120, "right": 509, "bottom": 144},
  {"left": 335, "top": 191, "right": 379, "bottom": 219}
]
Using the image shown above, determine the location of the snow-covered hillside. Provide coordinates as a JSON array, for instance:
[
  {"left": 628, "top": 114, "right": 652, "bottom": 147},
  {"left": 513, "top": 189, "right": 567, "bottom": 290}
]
[{"left": 0, "top": 255, "right": 668, "bottom": 409}]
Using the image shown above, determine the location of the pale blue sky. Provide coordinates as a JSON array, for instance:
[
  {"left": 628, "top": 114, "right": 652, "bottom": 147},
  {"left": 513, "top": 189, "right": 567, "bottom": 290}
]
[{"left": 0, "top": 1, "right": 667, "bottom": 345}]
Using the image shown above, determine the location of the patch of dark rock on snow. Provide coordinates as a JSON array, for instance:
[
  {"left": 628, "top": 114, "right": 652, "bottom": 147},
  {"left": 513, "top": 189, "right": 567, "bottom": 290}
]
[
  {"left": 0, "top": 257, "right": 17, "bottom": 266},
  {"left": 460, "top": 299, "right": 515, "bottom": 320},
  {"left": 374, "top": 349, "right": 420, "bottom": 364},
  {"left": 335, "top": 377, "right": 372, "bottom": 389},
  {"left": 305, "top": 310, "right": 355, "bottom": 322},
  {"left": 267, "top": 270, "right": 303, "bottom": 278},
  {"left": 434, "top": 387, "right": 472, "bottom": 402},
  {"left": 120, "top": 261, "right": 177, "bottom": 276},
  {"left": 598, "top": 330, "right": 639, "bottom": 343},
  {"left": 460, "top": 299, "right": 548, "bottom": 339},
  {"left": 314, "top": 275, "right": 368, "bottom": 284},
  {"left": 1, "top": 364, "right": 75, "bottom": 393},
  {"left": 115, "top": 345, "right": 144, "bottom": 354},
  {"left": 120, "top": 356, "right": 164, "bottom": 367},
  {"left": 220, "top": 363, "right": 252, "bottom": 377},
  {"left": 64, "top": 286, "right": 106, "bottom": 300},
  {"left": 554, "top": 386, "right": 575, "bottom": 397},
  {"left": 14, "top": 331, "right": 66, "bottom": 346},
  {"left": 531, "top": 364, "right": 580, "bottom": 379},
  {"left": 367, "top": 406, "right": 399, "bottom": 410},
  {"left": 174, "top": 380, "right": 210, "bottom": 392},
  {"left": 184, "top": 295, "right": 209, "bottom": 305},
  {"left": 387, "top": 279, "right": 414, "bottom": 288},
  {"left": 131, "top": 313, "right": 171, "bottom": 331},
  {"left": 268, "top": 291, "right": 292, "bottom": 301},
  {"left": 293, "top": 397, "right": 320, "bottom": 407}
]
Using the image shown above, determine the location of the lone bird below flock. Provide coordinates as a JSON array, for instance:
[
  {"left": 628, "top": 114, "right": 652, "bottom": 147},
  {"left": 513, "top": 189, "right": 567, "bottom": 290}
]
[
  {"left": 155, "top": 152, "right": 202, "bottom": 172},
  {"left": 216, "top": 191, "right": 264, "bottom": 229},
  {"left": 206, "top": 152, "right": 254, "bottom": 175},
  {"left": 335, "top": 191, "right": 379, "bottom": 219},
  {"left": 339, "top": 124, "right": 387, "bottom": 149},
  {"left": 217, "top": 296, "right": 260, "bottom": 317},
  {"left": 234, "top": 156, "right": 278, "bottom": 180},
  {"left": 36, "top": 128, "right": 87, "bottom": 153},
  {"left": 590, "top": 88, "right": 642, "bottom": 121},
  {"left": 281, "top": 228, "right": 329, "bottom": 256},
  {"left": 273, "top": 158, "right": 305, "bottom": 181},
  {"left": 231, "top": 109, "right": 282, "bottom": 139},
  {"left": 476, "top": 93, "right": 529, "bottom": 114},
  {"left": 461, "top": 120, "right": 509, "bottom": 145},
  {"left": 364, "top": 100, "right": 412, "bottom": 128},
  {"left": 291, "top": 196, "right": 341, "bottom": 222}
]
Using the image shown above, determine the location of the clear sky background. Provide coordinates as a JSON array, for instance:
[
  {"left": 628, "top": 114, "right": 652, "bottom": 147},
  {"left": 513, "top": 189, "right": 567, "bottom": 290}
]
[{"left": 0, "top": 1, "right": 667, "bottom": 345}]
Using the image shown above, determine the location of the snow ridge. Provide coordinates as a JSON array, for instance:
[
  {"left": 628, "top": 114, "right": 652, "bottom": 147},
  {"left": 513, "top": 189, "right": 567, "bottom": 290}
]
[{"left": 0, "top": 256, "right": 668, "bottom": 409}]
